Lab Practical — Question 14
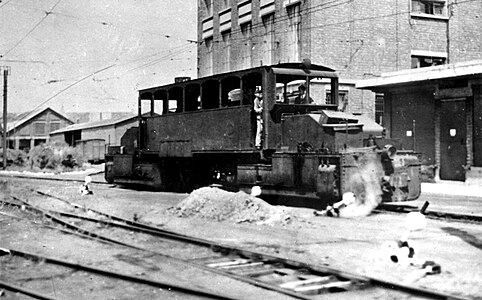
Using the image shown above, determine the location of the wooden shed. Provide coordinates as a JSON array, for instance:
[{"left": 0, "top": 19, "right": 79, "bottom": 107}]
[{"left": 5, "top": 108, "right": 74, "bottom": 152}]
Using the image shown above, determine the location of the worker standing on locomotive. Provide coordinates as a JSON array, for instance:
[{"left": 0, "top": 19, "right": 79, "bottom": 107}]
[{"left": 254, "top": 88, "right": 263, "bottom": 149}]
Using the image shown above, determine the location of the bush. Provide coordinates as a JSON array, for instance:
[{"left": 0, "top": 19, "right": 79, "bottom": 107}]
[
  {"left": 0, "top": 148, "right": 28, "bottom": 167},
  {"left": 28, "top": 142, "right": 85, "bottom": 172}
]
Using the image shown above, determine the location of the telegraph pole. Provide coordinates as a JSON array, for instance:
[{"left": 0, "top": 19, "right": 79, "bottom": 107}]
[{"left": 1, "top": 66, "right": 9, "bottom": 170}]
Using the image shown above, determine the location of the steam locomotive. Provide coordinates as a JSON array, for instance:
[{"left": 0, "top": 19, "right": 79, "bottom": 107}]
[{"left": 105, "top": 63, "right": 421, "bottom": 209}]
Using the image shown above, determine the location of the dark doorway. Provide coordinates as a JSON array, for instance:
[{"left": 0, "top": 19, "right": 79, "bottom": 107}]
[{"left": 440, "top": 99, "right": 466, "bottom": 181}]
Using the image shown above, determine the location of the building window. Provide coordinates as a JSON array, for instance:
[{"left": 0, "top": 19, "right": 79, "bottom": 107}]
[
  {"left": 260, "top": 0, "right": 275, "bottom": 17},
  {"left": 34, "top": 122, "right": 46, "bottom": 135},
  {"left": 325, "top": 91, "right": 347, "bottom": 106},
  {"left": 411, "top": 55, "right": 446, "bottom": 68},
  {"left": 219, "top": 8, "right": 232, "bottom": 33},
  {"left": 49, "top": 121, "right": 61, "bottom": 132},
  {"left": 202, "top": 17, "right": 214, "bottom": 39},
  {"left": 238, "top": 0, "right": 252, "bottom": 26},
  {"left": 411, "top": 0, "right": 445, "bottom": 16},
  {"left": 375, "top": 94, "right": 384, "bottom": 125}
]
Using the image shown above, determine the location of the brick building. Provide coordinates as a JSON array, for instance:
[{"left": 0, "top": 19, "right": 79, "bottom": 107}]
[
  {"left": 357, "top": 60, "right": 482, "bottom": 183},
  {"left": 197, "top": 0, "right": 482, "bottom": 120}
]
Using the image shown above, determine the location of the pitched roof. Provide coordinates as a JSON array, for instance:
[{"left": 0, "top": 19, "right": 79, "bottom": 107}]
[
  {"left": 50, "top": 113, "right": 140, "bottom": 134},
  {"left": 6, "top": 107, "right": 73, "bottom": 133}
]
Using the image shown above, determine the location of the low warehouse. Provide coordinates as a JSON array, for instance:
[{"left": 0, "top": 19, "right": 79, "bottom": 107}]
[{"left": 50, "top": 114, "right": 143, "bottom": 161}]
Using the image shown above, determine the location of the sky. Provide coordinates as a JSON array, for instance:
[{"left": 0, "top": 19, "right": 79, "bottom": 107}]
[{"left": 0, "top": 0, "right": 198, "bottom": 114}]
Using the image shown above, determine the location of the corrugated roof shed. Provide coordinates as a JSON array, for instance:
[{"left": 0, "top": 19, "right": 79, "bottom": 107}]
[{"left": 50, "top": 113, "right": 137, "bottom": 134}]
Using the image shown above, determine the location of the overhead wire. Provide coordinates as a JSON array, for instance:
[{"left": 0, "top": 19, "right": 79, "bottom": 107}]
[
  {"left": 28, "top": 64, "right": 117, "bottom": 113},
  {"left": 92, "top": 43, "right": 196, "bottom": 82},
  {"left": 0, "top": 0, "right": 14, "bottom": 9},
  {"left": 3, "top": 1, "right": 197, "bottom": 44},
  {"left": 0, "top": 0, "right": 64, "bottom": 59}
]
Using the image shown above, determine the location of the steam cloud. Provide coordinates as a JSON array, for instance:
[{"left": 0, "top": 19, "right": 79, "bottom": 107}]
[{"left": 339, "top": 153, "right": 384, "bottom": 218}]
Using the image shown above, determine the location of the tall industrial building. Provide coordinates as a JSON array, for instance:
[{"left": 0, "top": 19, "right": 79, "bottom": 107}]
[{"left": 197, "top": 0, "right": 482, "bottom": 121}]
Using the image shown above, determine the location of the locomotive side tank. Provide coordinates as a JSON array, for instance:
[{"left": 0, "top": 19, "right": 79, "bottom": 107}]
[{"left": 105, "top": 62, "right": 421, "bottom": 209}]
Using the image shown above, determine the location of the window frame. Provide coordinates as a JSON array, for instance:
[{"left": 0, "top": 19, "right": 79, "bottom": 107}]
[
  {"left": 375, "top": 94, "right": 384, "bottom": 125},
  {"left": 411, "top": 0, "right": 448, "bottom": 20},
  {"left": 49, "top": 121, "right": 61, "bottom": 133},
  {"left": 411, "top": 55, "right": 446, "bottom": 68},
  {"left": 33, "top": 121, "right": 47, "bottom": 135},
  {"left": 325, "top": 90, "right": 347, "bottom": 106}
]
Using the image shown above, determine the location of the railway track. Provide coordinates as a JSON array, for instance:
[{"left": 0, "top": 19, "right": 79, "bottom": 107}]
[
  {"left": 2, "top": 174, "right": 480, "bottom": 225},
  {"left": 1, "top": 193, "right": 469, "bottom": 300},
  {"left": 0, "top": 247, "right": 231, "bottom": 300},
  {"left": 0, "top": 172, "right": 108, "bottom": 186},
  {"left": 376, "top": 203, "right": 482, "bottom": 224}
]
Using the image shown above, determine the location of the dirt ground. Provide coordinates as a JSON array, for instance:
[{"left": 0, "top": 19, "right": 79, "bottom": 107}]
[{"left": 1, "top": 177, "right": 481, "bottom": 299}]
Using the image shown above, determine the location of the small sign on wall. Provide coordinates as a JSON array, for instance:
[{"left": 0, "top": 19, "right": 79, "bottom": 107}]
[
  {"left": 450, "top": 129, "right": 457, "bottom": 137},
  {"left": 406, "top": 130, "right": 412, "bottom": 137}
]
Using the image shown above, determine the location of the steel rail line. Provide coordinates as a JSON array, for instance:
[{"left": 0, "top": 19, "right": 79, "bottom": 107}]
[
  {"left": 0, "top": 173, "right": 108, "bottom": 185},
  {"left": 0, "top": 248, "right": 233, "bottom": 300},
  {"left": 3, "top": 175, "right": 480, "bottom": 224},
  {"left": 0, "top": 279, "right": 57, "bottom": 300},
  {"left": 376, "top": 203, "right": 482, "bottom": 224},
  {"left": 5, "top": 194, "right": 471, "bottom": 300}
]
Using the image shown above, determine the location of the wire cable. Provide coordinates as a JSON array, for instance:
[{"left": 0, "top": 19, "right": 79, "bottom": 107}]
[
  {"left": 0, "top": 0, "right": 64, "bottom": 59},
  {"left": 28, "top": 63, "right": 117, "bottom": 113}
]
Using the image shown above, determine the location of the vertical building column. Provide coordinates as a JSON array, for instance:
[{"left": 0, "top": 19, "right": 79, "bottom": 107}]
[
  {"left": 434, "top": 99, "right": 441, "bottom": 181},
  {"left": 466, "top": 96, "right": 474, "bottom": 168},
  {"left": 219, "top": 83, "right": 223, "bottom": 107},
  {"left": 384, "top": 92, "right": 392, "bottom": 138},
  {"left": 137, "top": 94, "right": 142, "bottom": 150},
  {"left": 330, "top": 77, "right": 339, "bottom": 107}
]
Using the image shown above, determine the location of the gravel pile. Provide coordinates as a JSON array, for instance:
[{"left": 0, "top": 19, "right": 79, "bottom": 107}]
[{"left": 168, "top": 187, "right": 291, "bottom": 225}]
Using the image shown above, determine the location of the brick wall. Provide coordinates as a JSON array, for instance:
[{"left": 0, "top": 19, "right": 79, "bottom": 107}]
[
  {"left": 197, "top": 0, "right": 482, "bottom": 117},
  {"left": 448, "top": 0, "right": 482, "bottom": 63},
  {"left": 409, "top": 17, "right": 448, "bottom": 55}
]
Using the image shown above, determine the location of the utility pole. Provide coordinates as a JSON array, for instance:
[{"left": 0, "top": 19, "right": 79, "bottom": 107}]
[{"left": 1, "top": 66, "right": 9, "bottom": 170}]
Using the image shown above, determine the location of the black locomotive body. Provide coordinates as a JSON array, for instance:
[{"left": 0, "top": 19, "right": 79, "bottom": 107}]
[{"left": 105, "top": 63, "right": 421, "bottom": 209}]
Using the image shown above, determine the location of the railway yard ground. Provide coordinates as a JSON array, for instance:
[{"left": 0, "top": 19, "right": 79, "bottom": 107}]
[{"left": 0, "top": 166, "right": 481, "bottom": 299}]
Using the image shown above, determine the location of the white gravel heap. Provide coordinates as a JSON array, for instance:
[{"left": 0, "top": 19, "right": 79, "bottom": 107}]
[{"left": 168, "top": 187, "right": 291, "bottom": 225}]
